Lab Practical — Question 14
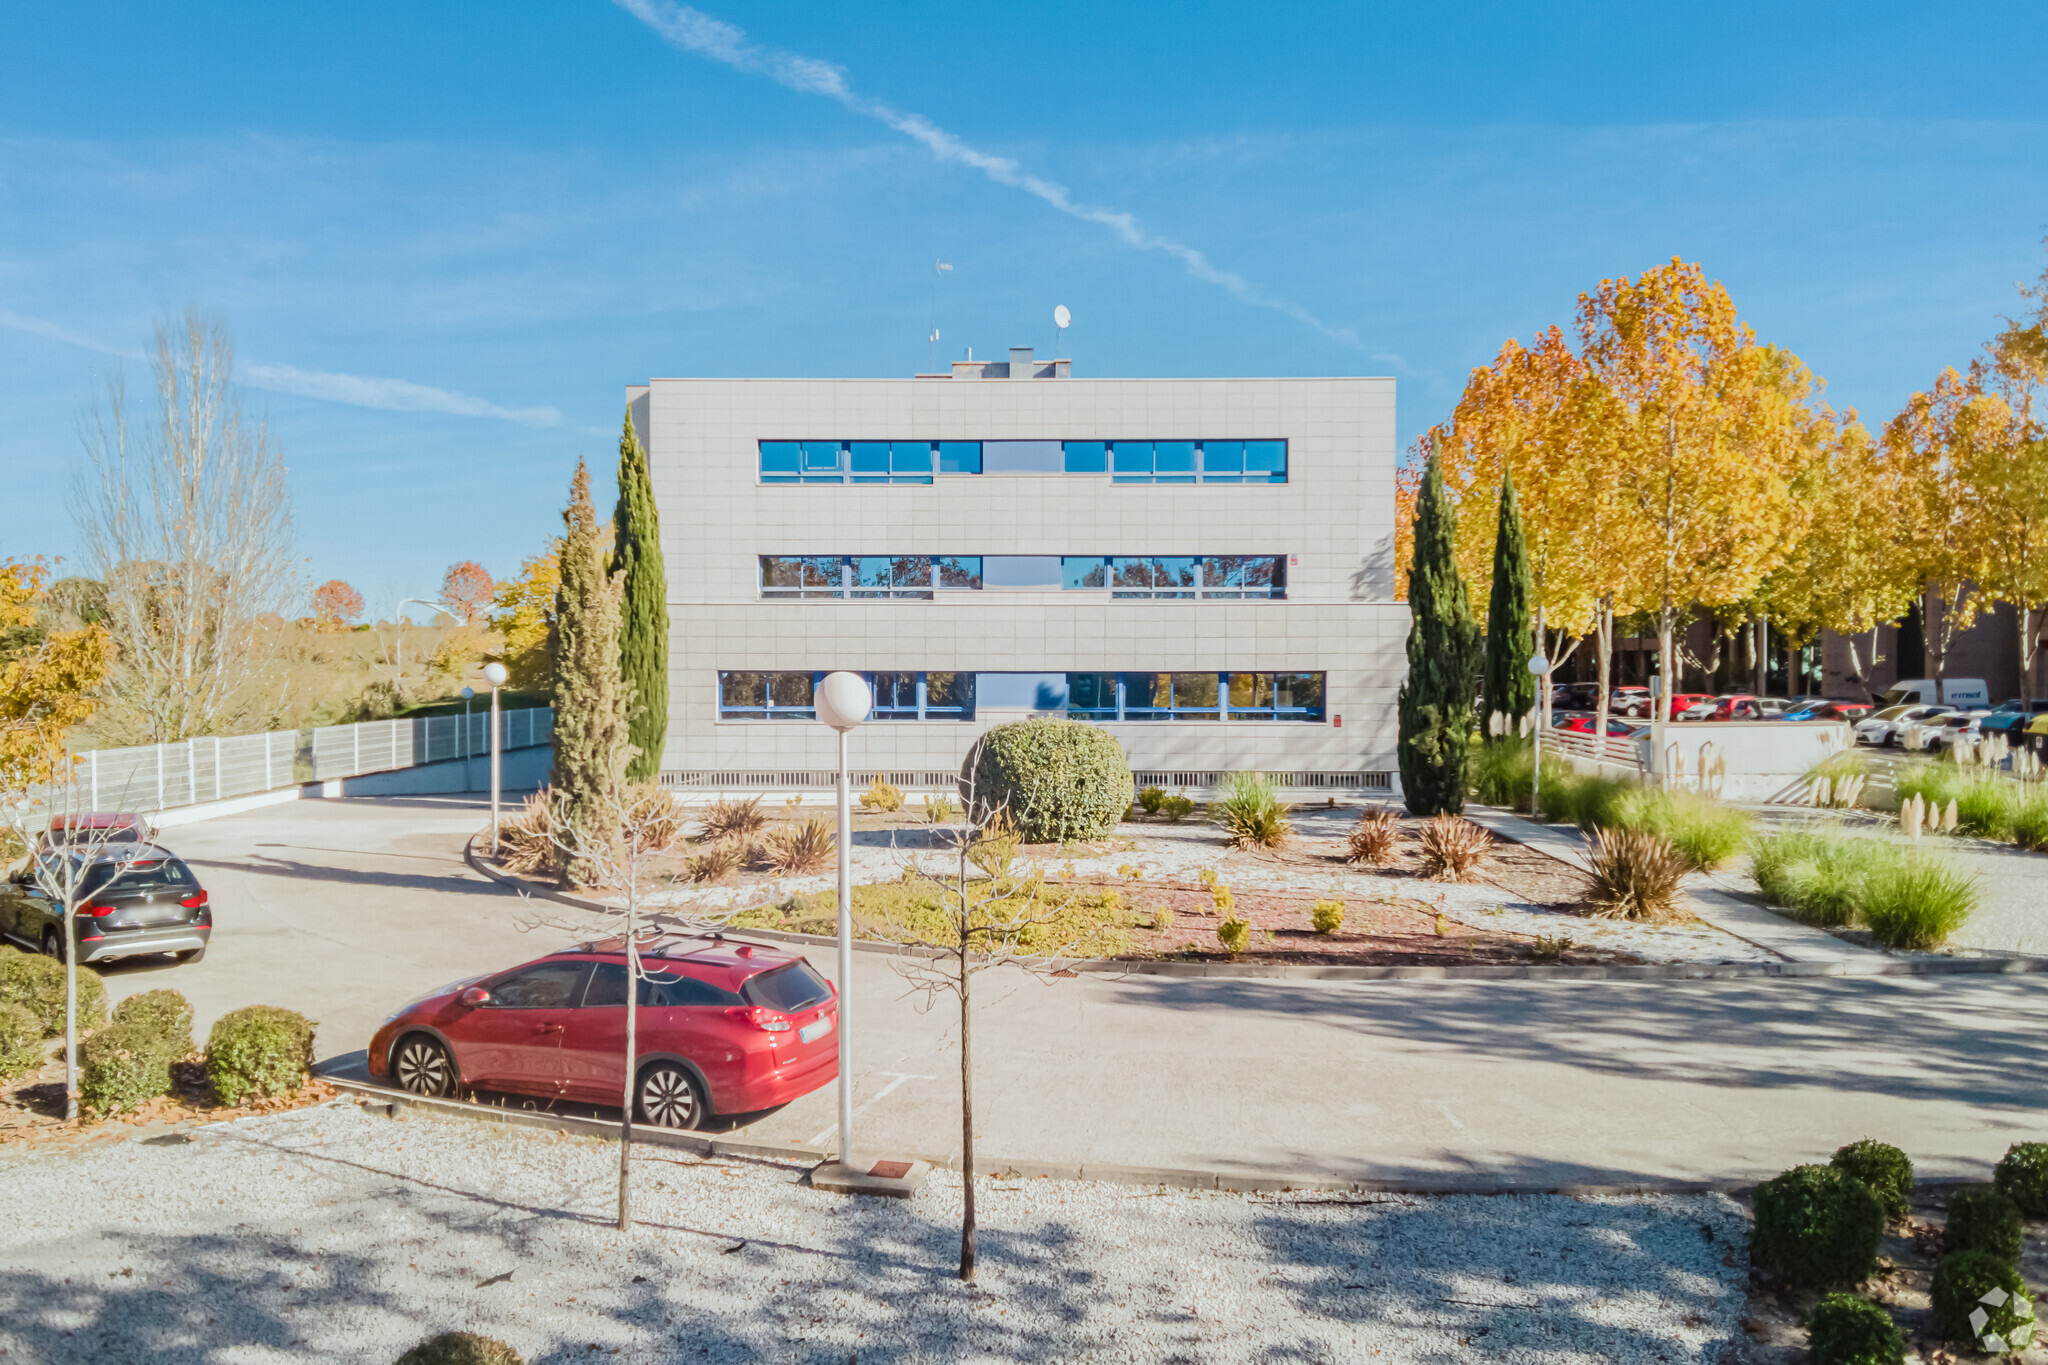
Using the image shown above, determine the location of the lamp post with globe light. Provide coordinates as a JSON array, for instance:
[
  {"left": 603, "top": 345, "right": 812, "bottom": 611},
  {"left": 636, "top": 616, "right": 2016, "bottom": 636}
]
[
  {"left": 814, "top": 671, "right": 871, "bottom": 1170},
  {"left": 1528, "top": 652, "right": 1550, "bottom": 813},
  {"left": 483, "top": 661, "right": 510, "bottom": 854}
]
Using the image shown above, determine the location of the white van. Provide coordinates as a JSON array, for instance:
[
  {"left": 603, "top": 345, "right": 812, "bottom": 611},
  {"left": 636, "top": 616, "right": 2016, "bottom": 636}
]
[{"left": 1883, "top": 678, "right": 1989, "bottom": 708}]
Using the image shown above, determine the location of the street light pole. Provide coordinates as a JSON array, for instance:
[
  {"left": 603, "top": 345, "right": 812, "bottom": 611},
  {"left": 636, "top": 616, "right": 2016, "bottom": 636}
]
[
  {"left": 483, "top": 661, "right": 509, "bottom": 854},
  {"left": 814, "top": 671, "right": 871, "bottom": 1172},
  {"left": 1528, "top": 651, "right": 1550, "bottom": 815}
]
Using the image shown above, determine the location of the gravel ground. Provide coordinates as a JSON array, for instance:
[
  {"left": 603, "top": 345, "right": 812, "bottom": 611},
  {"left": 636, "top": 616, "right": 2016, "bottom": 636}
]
[{"left": 0, "top": 1101, "right": 1751, "bottom": 1364}]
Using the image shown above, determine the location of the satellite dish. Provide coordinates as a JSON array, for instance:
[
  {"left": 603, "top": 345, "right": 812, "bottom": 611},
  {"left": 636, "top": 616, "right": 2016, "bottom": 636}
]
[{"left": 1053, "top": 305, "right": 1071, "bottom": 329}]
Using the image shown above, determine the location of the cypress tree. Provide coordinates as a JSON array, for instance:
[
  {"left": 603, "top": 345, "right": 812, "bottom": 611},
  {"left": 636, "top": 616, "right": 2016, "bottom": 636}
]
[
  {"left": 551, "top": 459, "right": 629, "bottom": 886},
  {"left": 1481, "top": 468, "right": 1536, "bottom": 732},
  {"left": 611, "top": 408, "right": 669, "bottom": 782},
  {"left": 1397, "top": 448, "right": 1483, "bottom": 815}
]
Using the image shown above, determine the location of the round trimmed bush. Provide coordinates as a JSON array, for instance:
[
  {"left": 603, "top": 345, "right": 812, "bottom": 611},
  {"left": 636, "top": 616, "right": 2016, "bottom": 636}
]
[
  {"left": 1831, "top": 1139, "right": 1913, "bottom": 1221},
  {"left": 0, "top": 946, "right": 108, "bottom": 1035},
  {"left": 206, "top": 1006, "right": 316, "bottom": 1105},
  {"left": 1945, "top": 1184, "right": 2023, "bottom": 1261},
  {"left": 394, "top": 1332, "right": 523, "bottom": 1365},
  {"left": 963, "top": 719, "right": 1133, "bottom": 844},
  {"left": 112, "top": 989, "right": 196, "bottom": 1057},
  {"left": 1806, "top": 1292, "right": 1905, "bottom": 1365},
  {"left": 1994, "top": 1141, "right": 2048, "bottom": 1217},
  {"left": 0, "top": 1002, "right": 43, "bottom": 1080},
  {"left": 1751, "top": 1164, "right": 1886, "bottom": 1288},
  {"left": 79, "top": 1022, "right": 175, "bottom": 1116},
  {"left": 1930, "top": 1249, "right": 2036, "bottom": 1350}
]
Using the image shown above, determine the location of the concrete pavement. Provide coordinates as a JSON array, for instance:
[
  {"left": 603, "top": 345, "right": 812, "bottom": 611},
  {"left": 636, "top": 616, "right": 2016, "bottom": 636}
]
[{"left": 121, "top": 798, "right": 2048, "bottom": 1188}]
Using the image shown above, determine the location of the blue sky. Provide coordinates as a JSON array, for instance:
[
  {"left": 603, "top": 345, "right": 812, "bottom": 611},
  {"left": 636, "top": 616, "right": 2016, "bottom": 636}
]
[{"left": 3, "top": 2, "right": 2046, "bottom": 611}]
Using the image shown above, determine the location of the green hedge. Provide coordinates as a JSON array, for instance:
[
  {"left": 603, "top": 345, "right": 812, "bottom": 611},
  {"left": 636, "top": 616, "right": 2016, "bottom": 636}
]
[
  {"left": 1830, "top": 1140, "right": 1913, "bottom": 1221},
  {"left": 112, "top": 989, "right": 196, "bottom": 1057},
  {"left": 0, "top": 946, "right": 107, "bottom": 1035},
  {"left": 394, "top": 1332, "right": 524, "bottom": 1365},
  {"left": 1945, "top": 1184, "right": 2023, "bottom": 1262},
  {"left": 206, "top": 1006, "right": 316, "bottom": 1105},
  {"left": 1751, "top": 1164, "right": 1885, "bottom": 1288},
  {"left": 79, "top": 1022, "right": 176, "bottom": 1116},
  {"left": 1805, "top": 1293, "right": 1905, "bottom": 1365},
  {"left": 0, "top": 1002, "right": 42, "bottom": 1080},
  {"left": 964, "top": 719, "right": 1132, "bottom": 844},
  {"left": 1994, "top": 1141, "right": 2048, "bottom": 1216},
  {"left": 1930, "top": 1249, "right": 2036, "bottom": 1350}
]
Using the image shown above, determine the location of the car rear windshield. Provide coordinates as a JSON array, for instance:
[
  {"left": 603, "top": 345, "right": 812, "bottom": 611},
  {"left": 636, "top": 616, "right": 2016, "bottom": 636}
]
[
  {"left": 743, "top": 961, "right": 832, "bottom": 1013},
  {"left": 80, "top": 857, "right": 197, "bottom": 898}
]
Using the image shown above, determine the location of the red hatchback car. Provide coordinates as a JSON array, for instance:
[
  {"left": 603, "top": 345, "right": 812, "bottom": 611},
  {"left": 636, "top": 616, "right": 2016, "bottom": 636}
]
[{"left": 368, "top": 935, "right": 838, "bottom": 1130}]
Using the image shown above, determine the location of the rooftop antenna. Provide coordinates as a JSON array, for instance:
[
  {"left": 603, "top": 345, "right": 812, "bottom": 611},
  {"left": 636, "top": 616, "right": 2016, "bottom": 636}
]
[
  {"left": 928, "top": 260, "right": 952, "bottom": 369},
  {"left": 1053, "top": 304, "right": 1071, "bottom": 368}
]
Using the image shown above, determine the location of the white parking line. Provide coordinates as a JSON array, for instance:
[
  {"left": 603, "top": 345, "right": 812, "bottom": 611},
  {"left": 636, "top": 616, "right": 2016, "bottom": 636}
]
[{"left": 806, "top": 1071, "right": 935, "bottom": 1146}]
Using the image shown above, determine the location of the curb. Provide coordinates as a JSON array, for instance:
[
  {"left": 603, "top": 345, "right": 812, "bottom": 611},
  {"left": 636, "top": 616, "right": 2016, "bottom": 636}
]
[{"left": 462, "top": 835, "right": 2048, "bottom": 984}]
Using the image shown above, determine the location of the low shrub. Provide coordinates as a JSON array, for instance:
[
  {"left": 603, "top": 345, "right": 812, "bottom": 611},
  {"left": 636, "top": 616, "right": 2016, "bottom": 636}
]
[
  {"left": 1751, "top": 828, "right": 1882, "bottom": 928},
  {"left": 206, "top": 1006, "right": 316, "bottom": 1106},
  {"left": 112, "top": 989, "right": 196, "bottom": 1057},
  {"left": 1607, "top": 789, "right": 1752, "bottom": 871},
  {"left": 1830, "top": 1140, "right": 1913, "bottom": 1222},
  {"left": 1415, "top": 814, "right": 1493, "bottom": 882},
  {"left": 394, "top": 1332, "right": 525, "bottom": 1365},
  {"left": 0, "top": 1002, "right": 42, "bottom": 1080},
  {"left": 858, "top": 778, "right": 904, "bottom": 812},
  {"left": 0, "top": 946, "right": 108, "bottom": 1036},
  {"left": 1215, "top": 915, "right": 1250, "bottom": 955},
  {"left": 1994, "top": 1141, "right": 2048, "bottom": 1216},
  {"left": 1311, "top": 899, "right": 1345, "bottom": 936},
  {"left": 1211, "top": 884, "right": 1236, "bottom": 917},
  {"left": 921, "top": 794, "right": 959, "bottom": 824},
  {"left": 1586, "top": 828, "right": 1688, "bottom": 921},
  {"left": 965, "top": 719, "right": 1134, "bottom": 844},
  {"left": 1944, "top": 1184, "right": 2022, "bottom": 1261},
  {"left": 79, "top": 1022, "right": 175, "bottom": 1116},
  {"left": 1161, "top": 794, "right": 1194, "bottom": 822},
  {"left": 1861, "top": 855, "right": 1977, "bottom": 949},
  {"left": 700, "top": 795, "right": 768, "bottom": 842},
  {"left": 1212, "top": 771, "right": 1293, "bottom": 850},
  {"left": 2010, "top": 787, "right": 2048, "bottom": 851},
  {"left": 1348, "top": 807, "right": 1400, "bottom": 865},
  {"left": 759, "top": 818, "right": 835, "bottom": 876},
  {"left": 1930, "top": 1249, "right": 2036, "bottom": 1351},
  {"left": 1136, "top": 785, "right": 1167, "bottom": 815},
  {"left": 1750, "top": 1164, "right": 1885, "bottom": 1288},
  {"left": 1149, "top": 904, "right": 1175, "bottom": 935},
  {"left": 1805, "top": 1292, "right": 1905, "bottom": 1365}
]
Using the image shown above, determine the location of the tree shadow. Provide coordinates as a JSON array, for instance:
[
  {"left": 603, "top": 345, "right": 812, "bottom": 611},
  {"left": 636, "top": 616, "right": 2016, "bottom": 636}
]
[{"left": 179, "top": 852, "right": 512, "bottom": 901}]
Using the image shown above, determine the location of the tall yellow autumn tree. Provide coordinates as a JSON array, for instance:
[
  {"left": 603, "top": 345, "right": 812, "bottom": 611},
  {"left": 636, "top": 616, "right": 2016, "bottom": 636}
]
[
  {"left": 1972, "top": 252, "right": 2048, "bottom": 702},
  {"left": 1, "top": 558, "right": 112, "bottom": 789},
  {"left": 1884, "top": 368, "right": 1989, "bottom": 687}
]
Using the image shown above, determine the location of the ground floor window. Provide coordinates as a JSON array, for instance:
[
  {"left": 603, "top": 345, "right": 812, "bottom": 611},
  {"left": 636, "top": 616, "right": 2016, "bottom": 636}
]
[
  {"left": 717, "top": 670, "right": 1320, "bottom": 722},
  {"left": 718, "top": 670, "right": 976, "bottom": 721},
  {"left": 1069, "top": 671, "right": 1324, "bottom": 722}
]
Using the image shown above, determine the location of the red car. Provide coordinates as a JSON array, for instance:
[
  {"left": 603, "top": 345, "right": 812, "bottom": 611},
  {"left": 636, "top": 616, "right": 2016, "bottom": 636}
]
[
  {"left": 368, "top": 936, "right": 839, "bottom": 1129},
  {"left": 1553, "top": 714, "right": 1644, "bottom": 737}
]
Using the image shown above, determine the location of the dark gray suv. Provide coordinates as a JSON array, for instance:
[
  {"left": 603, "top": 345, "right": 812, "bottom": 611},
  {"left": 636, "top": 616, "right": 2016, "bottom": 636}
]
[{"left": 0, "top": 844, "right": 212, "bottom": 965}]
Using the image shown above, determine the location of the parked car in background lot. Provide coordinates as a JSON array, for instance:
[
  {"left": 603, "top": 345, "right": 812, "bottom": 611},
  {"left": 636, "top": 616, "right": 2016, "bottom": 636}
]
[
  {"left": 1706, "top": 695, "right": 1789, "bottom": 721},
  {"left": 1908, "top": 710, "right": 1990, "bottom": 754},
  {"left": 1777, "top": 699, "right": 1872, "bottom": 722},
  {"left": 1979, "top": 700, "right": 2048, "bottom": 739},
  {"left": 1553, "top": 714, "right": 1645, "bottom": 737},
  {"left": 1609, "top": 686, "right": 1652, "bottom": 717},
  {"left": 370, "top": 935, "right": 840, "bottom": 1130},
  {"left": 0, "top": 842, "right": 211, "bottom": 964},
  {"left": 1856, "top": 704, "right": 1946, "bottom": 747},
  {"left": 1663, "top": 693, "right": 1716, "bottom": 720},
  {"left": 1551, "top": 682, "right": 1605, "bottom": 712}
]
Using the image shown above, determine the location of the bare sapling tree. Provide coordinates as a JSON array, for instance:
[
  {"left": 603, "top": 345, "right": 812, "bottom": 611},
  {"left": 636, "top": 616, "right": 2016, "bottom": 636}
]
[
  {"left": 0, "top": 760, "right": 157, "bottom": 1121},
  {"left": 882, "top": 781, "right": 1083, "bottom": 1281},
  {"left": 509, "top": 760, "right": 749, "bottom": 1232},
  {"left": 73, "top": 308, "right": 296, "bottom": 743}
]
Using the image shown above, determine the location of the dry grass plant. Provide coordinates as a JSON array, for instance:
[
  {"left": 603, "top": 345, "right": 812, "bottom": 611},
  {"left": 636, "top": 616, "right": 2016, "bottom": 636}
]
[
  {"left": 496, "top": 791, "right": 555, "bottom": 875},
  {"left": 683, "top": 838, "right": 745, "bottom": 883},
  {"left": 759, "top": 818, "right": 835, "bottom": 875},
  {"left": 701, "top": 795, "right": 768, "bottom": 842},
  {"left": 1415, "top": 814, "right": 1494, "bottom": 882},
  {"left": 1586, "top": 828, "right": 1689, "bottom": 922},
  {"left": 1348, "top": 806, "right": 1401, "bottom": 865}
]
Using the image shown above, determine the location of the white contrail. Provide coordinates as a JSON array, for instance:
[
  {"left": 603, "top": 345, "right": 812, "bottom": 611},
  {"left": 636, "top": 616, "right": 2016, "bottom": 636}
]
[
  {"left": 613, "top": 0, "right": 1363, "bottom": 347},
  {"left": 0, "top": 309, "right": 568, "bottom": 427}
]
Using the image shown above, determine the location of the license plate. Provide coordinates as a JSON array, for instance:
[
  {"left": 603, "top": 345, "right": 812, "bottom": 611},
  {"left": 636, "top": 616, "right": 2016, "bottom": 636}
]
[{"left": 798, "top": 1015, "right": 833, "bottom": 1044}]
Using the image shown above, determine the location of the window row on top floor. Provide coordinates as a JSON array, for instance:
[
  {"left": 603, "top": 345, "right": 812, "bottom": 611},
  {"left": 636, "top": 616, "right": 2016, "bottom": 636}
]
[
  {"left": 759, "top": 555, "right": 1286, "bottom": 599},
  {"left": 757, "top": 439, "right": 1287, "bottom": 484}
]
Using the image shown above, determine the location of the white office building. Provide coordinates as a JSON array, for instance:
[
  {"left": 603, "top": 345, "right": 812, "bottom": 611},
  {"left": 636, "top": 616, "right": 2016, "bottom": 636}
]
[{"left": 630, "top": 348, "right": 1408, "bottom": 799}]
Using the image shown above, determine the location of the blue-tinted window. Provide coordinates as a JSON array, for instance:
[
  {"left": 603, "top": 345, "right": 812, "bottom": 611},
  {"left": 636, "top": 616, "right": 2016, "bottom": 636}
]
[
  {"left": 718, "top": 670, "right": 818, "bottom": 720},
  {"left": 1203, "top": 555, "right": 1286, "bottom": 599},
  {"left": 870, "top": 671, "right": 918, "bottom": 718},
  {"left": 801, "top": 441, "right": 844, "bottom": 476},
  {"left": 935, "top": 556, "right": 983, "bottom": 590},
  {"left": 891, "top": 441, "right": 933, "bottom": 474},
  {"left": 849, "top": 442, "right": 890, "bottom": 475},
  {"left": 1202, "top": 441, "right": 1243, "bottom": 475},
  {"left": 1150, "top": 557, "right": 1198, "bottom": 597},
  {"left": 1061, "top": 556, "right": 1107, "bottom": 590},
  {"left": 760, "top": 555, "right": 844, "bottom": 598},
  {"left": 924, "top": 671, "right": 975, "bottom": 717},
  {"left": 851, "top": 555, "right": 933, "bottom": 599},
  {"left": 1111, "top": 441, "right": 1152, "bottom": 475},
  {"left": 1066, "top": 672, "right": 1117, "bottom": 718},
  {"left": 1063, "top": 441, "right": 1106, "bottom": 474},
  {"left": 937, "top": 441, "right": 982, "bottom": 475},
  {"left": 759, "top": 442, "right": 800, "bottom": 475},
  {"left": 1171, "top": 671, "right": 1221, "bottom": 720},
  {"left": 1154, "top": 442, "right": 1195, "bottom": 475},
  {"left": 1246, "top": 441, "right": 1287, "bottom": 479}
]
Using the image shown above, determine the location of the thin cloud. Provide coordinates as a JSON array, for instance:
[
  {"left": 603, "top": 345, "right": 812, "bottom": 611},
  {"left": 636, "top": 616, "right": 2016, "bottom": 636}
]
[
  {"left": 0, "top": 309, "right": 568, "bottom": 427},
  {"left": 614, "top": 0, "right": 1363, "bottom": 348}
]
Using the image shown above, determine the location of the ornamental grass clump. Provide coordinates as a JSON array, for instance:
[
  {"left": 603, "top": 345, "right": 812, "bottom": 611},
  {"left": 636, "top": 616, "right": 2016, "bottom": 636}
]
[
  {"left": 701, "top": 795, "right": 768, "bottom": 841},
  {"left": 1943, "top": 1185, "right": 2022, "bottom": 1261},
  {"left": 79, "top": 1022, "right": 175, "bottom": 1116},
  {"left": 1994, "top": 1141, "right": 2048, "bottom": 1216},
  {"left": 494, "top": 790, "right": 555, "bottom": 875},
  {"left": 206, "top": 1005, "right": 315, "bottom": 1106},
  {"left": 1830, "top": 1140, "right": 1913, "bottom": 1222},
  {"left": 394, "top": 1332, "right": 525, "bottom": 1365},
  {"left": 1860, "top": 855, "right": 1977, "bottom": 949},
  {"left": 1930, "top": 1249, "right": 2036, "bottom": 1353},
  {"left": 1608, "top": 788, "right": 1753, "bottom": 871},
  {"left": 1311, "top": 899, "right": 1345, "bottom": 935},
  {"left": 1415, "top": 813, "right": 1493, "bottom": 882},
  {"left": 1750, "top": 1164, "right": 1885, "bottom": 1289},
  {"left": 1750, "top": 828, "right": 1889, "bottom": 929},
  {"left": 0, "top": 945, "right": 108, "bottom": 1035},
  {"left": 1805, "top": 1293, "right": 1906, "bottom": 1365},
  {"left": 1585, "top": 828, "right": 1688, "bottom": 922},
  {"left": 683, "top": 839, "right": 745, "bottom": 883},
  {"left": 0, "top": 1003, "right": 43, "bottom": 1080},
  {"left": 760, "top": 818, "right": 835, "bottom": 876},
  {"left": 1212, "top": 771, "right": 1293, "bottom": 850},
  {"left": 1348, "top": 806, "right": 1401, "bottom": 865},
  {"left": 112, "top": 989, "right": 196, "bottom": 1057}
]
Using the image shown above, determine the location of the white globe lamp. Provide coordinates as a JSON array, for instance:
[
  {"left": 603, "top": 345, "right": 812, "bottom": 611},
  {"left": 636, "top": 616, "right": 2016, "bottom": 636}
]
[{"left": 817, "top": 671, "right": 872, "bottom": 732}]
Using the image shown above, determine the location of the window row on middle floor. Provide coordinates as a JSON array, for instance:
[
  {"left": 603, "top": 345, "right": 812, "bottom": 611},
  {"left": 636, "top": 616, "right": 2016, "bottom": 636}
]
[{"left": 758, "top": 554, "right": 1287, "bottom": 599}]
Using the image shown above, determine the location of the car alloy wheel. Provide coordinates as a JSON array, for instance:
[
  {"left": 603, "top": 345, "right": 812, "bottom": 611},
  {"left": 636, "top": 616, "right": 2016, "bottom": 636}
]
[
  {"left": 392, "top": 1035, "right": 455, "bottom": 1098},
  {"left": 41, "top": 928, "right": 64, "bottom": 964},
  {"left": 637, "top": 1063, "right": 704, "bottom": 1130}
]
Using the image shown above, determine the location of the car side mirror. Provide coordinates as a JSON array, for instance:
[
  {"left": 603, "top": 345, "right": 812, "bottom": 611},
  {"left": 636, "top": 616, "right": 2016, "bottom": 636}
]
[{"left": 460, "top": 987, "right": 492, "bottom": 1007}]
